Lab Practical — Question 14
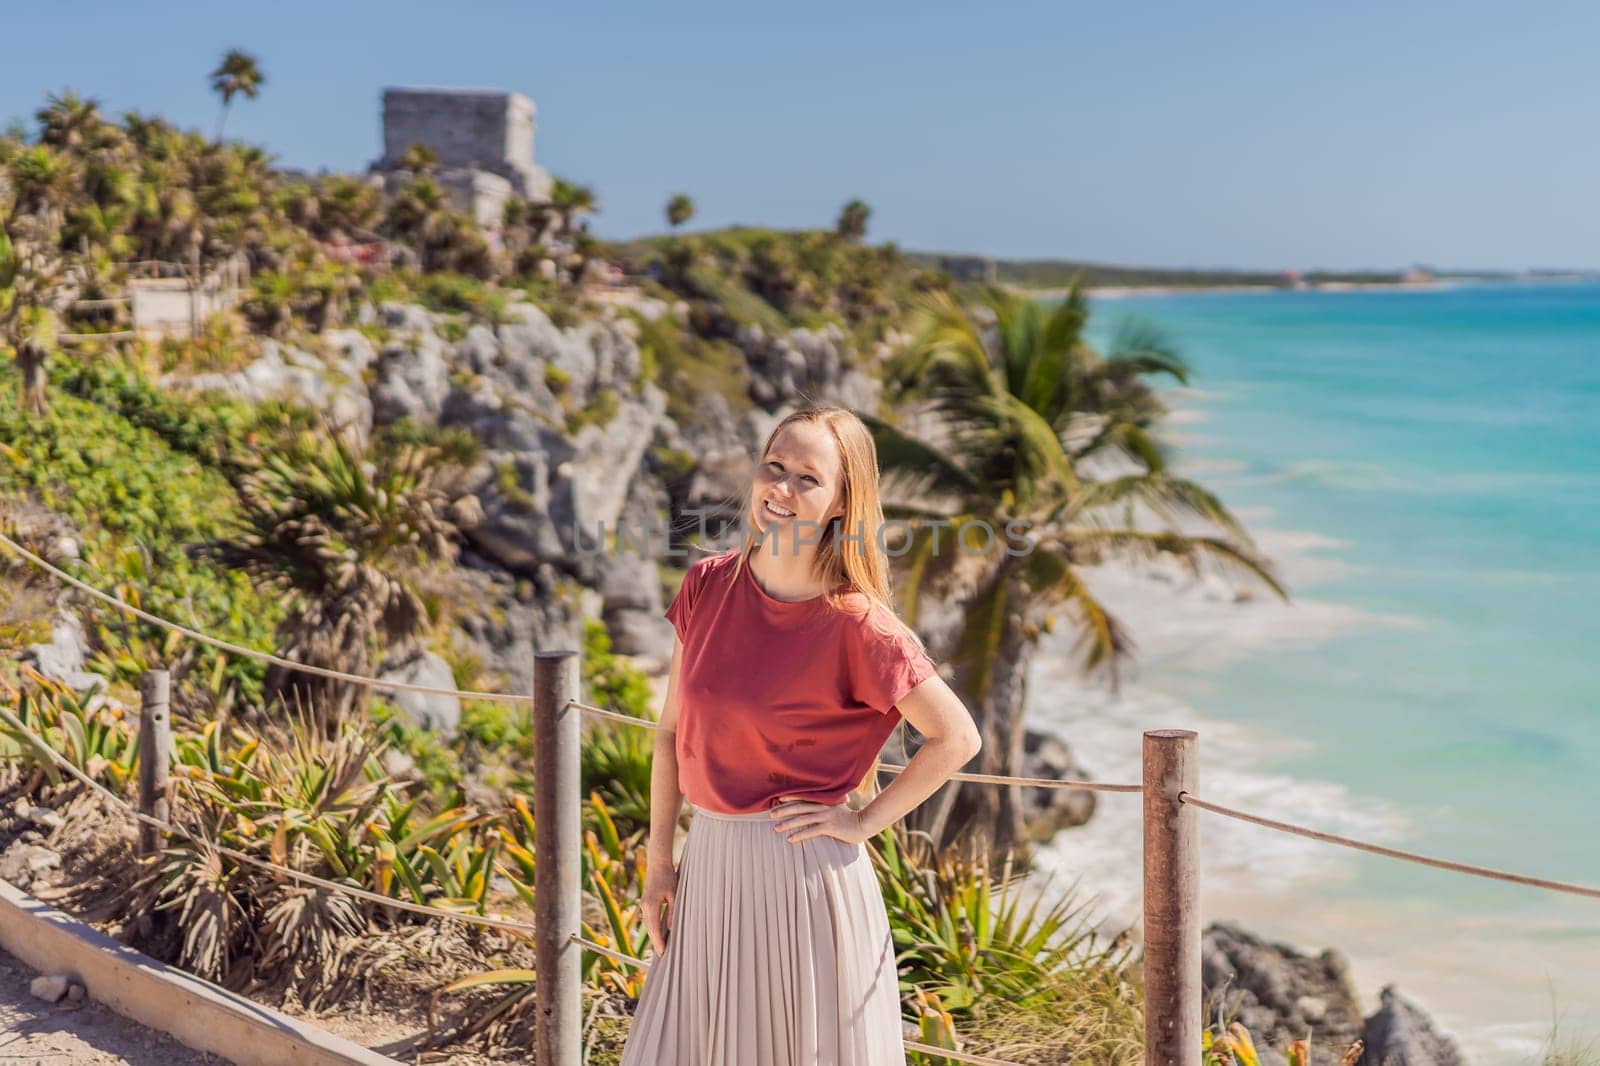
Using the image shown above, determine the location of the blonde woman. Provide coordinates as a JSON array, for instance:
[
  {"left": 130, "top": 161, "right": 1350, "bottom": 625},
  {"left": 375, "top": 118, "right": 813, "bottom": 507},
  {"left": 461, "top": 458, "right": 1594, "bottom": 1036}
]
[{"left": 619, "top": 405, "right": 983, "bottom": 1065}]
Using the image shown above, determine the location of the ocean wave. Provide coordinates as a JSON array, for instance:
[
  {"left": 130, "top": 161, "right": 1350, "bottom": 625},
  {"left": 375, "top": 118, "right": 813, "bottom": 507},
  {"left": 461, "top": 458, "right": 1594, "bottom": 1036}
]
[{"left": 1259, "top": 460, "right": 1600, "bottom": 496}]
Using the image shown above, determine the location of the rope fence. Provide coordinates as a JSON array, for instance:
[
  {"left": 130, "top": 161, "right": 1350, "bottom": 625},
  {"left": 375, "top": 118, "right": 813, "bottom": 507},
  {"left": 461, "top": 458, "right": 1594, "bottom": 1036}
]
[
  {"left": 0, "top": 699, "right": 1020, "bottom": 1063},
  {"left": 5, "top": 527, "right": 1600, "bottom": 1065},
  {"left": 1178, "top": 791, "right": 1600, "bottom": 902}
]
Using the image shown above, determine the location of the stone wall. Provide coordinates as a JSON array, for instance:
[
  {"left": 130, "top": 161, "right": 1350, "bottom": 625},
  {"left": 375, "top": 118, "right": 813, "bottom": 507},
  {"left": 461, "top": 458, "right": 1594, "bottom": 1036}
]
[{"left": 377, "top": 88, "right": 550, "bottom": 200}]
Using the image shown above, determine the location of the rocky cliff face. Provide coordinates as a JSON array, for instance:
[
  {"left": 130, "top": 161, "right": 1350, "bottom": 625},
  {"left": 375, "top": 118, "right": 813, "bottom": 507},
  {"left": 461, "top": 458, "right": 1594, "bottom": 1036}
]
[{"left": 1203, "top": 922, "right": 1466, "bottom": 1066}]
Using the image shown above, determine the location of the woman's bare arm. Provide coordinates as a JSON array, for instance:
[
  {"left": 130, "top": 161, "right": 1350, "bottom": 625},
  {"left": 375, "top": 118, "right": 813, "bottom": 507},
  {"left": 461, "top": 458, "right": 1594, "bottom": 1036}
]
[
  {"left": 646, "top": 637, "right": 687, "bottom": 869},
  {"left": 854, "top": 675, "right": 981, "bottom": 837}
]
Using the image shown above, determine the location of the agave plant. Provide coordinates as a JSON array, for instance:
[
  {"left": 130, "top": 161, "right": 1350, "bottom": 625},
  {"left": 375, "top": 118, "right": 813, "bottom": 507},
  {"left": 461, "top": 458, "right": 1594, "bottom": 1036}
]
[
  {"left": 0, "top": 670, "right": 136, "bottom": 792},
  {"left": 126, "top": 710, "right": 534, "bottom": 991},
  {"left": 429, "top": 792, "right": 649, "bottom": 1057},
  {"left": 871, "top": 820, "right": 1125, "bottom": 1015},
  {"left": 1203, "top": 1019, "right": 1363, "bottom": 1066},
  {"left": 203, "top": 431, "right": 464, "bottom": 723}
]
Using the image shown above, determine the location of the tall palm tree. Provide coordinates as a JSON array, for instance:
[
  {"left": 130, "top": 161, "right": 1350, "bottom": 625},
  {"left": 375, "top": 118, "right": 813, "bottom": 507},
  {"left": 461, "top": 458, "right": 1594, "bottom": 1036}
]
[
  {"left": 836, "top": 199, "right": 871, "bottom": 242},
  {"left": 666, "top": 193, "right": 695, "bottom": 230},
  {"left": 209, "top": 49, "right": 265, "bottom": 142},
  {"left": 868, "top": 284, "right": 1285, "bottom": 858}
]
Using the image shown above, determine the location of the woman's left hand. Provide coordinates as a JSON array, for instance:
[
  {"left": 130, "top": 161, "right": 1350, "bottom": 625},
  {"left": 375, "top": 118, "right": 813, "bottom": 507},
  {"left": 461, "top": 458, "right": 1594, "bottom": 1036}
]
[{"left": 769, "top": 797, "right": 870, "bottom": 845}]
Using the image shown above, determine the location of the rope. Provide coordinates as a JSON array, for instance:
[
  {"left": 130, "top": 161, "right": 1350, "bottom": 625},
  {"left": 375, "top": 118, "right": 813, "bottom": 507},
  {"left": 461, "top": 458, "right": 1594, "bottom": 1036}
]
[
  {"left": 0, "top": 531, "right": 533, "bottom": 706},
  {"left": 1180, "top": 792, "right": 1600, "bottom": 902},
  {"left": 3, "top": 703, "right": 1021, "bottom": 1063},
  {"left": 568, "top": 934, "right": 1024, "bottom": 1066},
  {"left": 0, "top": 703, "right": 540, "bottom": 936},
  {"left": 19, "top": 527, "right": 1598, "bottom": 901},
  {"left": 569, "top": 697, "right": 1145, "bottom": 787},
  {"left": 0, "top": 535, "right": 1141, "bottom": 795}
]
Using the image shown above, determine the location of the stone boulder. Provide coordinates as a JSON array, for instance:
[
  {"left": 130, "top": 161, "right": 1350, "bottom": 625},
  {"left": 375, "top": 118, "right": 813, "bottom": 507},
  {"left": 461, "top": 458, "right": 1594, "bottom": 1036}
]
[
  {"left": 1203, "top": 922, "right": 1366, "bottom": 1064},
  {"left": 1359, "top": 986, "right": 1466, "bottom": 1066},
  {"left": 25, "top": 612, "right": 101, "bottom": 694},
  {"left": 1019, "top": 729, "right": 1097, "bottom": 839},
  {"left": 596, "top": 549, "right": 673, "bottom": 660},
  {"left": 165, "top": 339, "right": 372, "bottom": 442},
  {"left": 736, "top": 324, "right": 881, "bottom": 412},
  {"left": 376, "top": 650, "right": 461, "bottom": 733},
  {"left": 0, "top": 841, "right": 60, "bottom": 889},
  {"left": 372, "top": 331, "right": 451, "bottom": 428}
]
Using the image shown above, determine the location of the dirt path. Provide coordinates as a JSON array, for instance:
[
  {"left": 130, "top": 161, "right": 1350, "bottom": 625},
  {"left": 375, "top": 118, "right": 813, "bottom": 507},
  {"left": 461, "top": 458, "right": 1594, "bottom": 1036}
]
[{"left": 0, "top": 948, "right": 226, "bottom": 1065}]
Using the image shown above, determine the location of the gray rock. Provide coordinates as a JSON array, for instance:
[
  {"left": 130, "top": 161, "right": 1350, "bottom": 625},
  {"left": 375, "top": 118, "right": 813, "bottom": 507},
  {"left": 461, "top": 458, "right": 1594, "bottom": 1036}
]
[
  {"left": 1359, "top": 986, "right": 1466, "bottom": 1066},
  {"left": 0, "top": 842, "right": 61, "bottom": 889},
  {"left": 25, "top": 613, "right": 101, "bottom": 694},
  {"left": 376, "top": 650, "right": 461, "bottom": 733},
  {"left": 29, "top": 974, "right": 70, "bottom": 1004},
  {"left": 25, "top": 806, "right": 65, "bottom": 831},
  {"left": 596, "top": 550, "right": 673, "bottom": 659},
  {"left": 379, "top": 301, "right": 437, "bottom": 335},
  {"left": 1019, "top": 729, "right": 1096, "bottom": 839},
  {"left": 1203, "top": 922, "right": 1366, "bottom": 1064},
  {"left": 734, "top": 323, "right": 880, "bottom": 412},
  {"left": 321, "top": 329, "right": 377, "bottom": 378},
  {"left": 372, "top": 334, "right": 450, "bottom": 427},
  {"left": 165, "top": 340, "right": 372, "bottom": 442}
]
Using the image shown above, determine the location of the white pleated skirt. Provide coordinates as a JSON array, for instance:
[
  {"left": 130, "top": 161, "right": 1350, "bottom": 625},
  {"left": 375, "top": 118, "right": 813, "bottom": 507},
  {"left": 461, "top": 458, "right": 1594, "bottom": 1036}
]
[{"left": 619, "top": 802, "right": 906, "bottom": 1065}]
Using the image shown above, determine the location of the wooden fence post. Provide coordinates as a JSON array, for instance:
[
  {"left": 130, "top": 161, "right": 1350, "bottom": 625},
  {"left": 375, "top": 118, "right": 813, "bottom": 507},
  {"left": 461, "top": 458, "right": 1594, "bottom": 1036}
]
[
  {"left": 1143, "top": 728, "right": 1200, "bottom": 1066},
  {"left": 137, "top": 670, "right": 172, "bottom": 857},
  {"left": 533, "top": 650, "right": 581, "bottom": 1066}
]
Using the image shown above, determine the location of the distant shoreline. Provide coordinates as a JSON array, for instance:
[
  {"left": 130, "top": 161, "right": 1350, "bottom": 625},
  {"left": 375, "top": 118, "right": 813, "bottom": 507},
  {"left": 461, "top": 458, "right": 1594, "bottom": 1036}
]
[{"left": 1017, "top": 274, "right": 1599, "bottom": 300}]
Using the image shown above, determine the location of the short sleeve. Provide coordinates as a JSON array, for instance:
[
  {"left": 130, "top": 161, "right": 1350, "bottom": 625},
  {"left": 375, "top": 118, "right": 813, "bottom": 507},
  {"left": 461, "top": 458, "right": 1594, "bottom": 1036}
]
[
  {"left": 848, "top": 607, "right": 939, "bottom": 715},
  {"left": 664, "top": 556, "right": 709, "bottom": 643}
]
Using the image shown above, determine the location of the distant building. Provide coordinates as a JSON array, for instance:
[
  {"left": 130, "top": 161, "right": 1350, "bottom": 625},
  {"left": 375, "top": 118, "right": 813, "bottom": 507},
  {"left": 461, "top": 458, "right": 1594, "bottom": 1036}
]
[
  {"left": 128, "top": 253, "right": 250, "bottom": 338},
  {"left": 369, "top": 87, "right": 554, "bottom": 235},
  {"left": 940, "top": 255, "right": 998, "bottom": 285}
]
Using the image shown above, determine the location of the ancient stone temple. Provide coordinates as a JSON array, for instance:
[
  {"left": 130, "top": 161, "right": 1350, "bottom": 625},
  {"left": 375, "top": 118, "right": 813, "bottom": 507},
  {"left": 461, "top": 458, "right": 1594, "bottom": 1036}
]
[{"left": 370, "top": 87, "right": 554, "bottom": 231}]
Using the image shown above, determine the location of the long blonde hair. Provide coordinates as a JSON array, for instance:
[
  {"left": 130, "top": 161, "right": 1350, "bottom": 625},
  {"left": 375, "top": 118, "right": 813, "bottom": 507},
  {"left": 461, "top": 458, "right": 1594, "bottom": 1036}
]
[{"left": 728, "top": 404, "right": 928, "bottom": 805}]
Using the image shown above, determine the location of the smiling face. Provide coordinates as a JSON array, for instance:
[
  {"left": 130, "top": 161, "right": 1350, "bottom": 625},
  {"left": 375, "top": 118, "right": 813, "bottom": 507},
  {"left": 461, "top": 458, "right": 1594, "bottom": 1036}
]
[{"left": 749, "top": 421, "right": 847, "bottom": 547}]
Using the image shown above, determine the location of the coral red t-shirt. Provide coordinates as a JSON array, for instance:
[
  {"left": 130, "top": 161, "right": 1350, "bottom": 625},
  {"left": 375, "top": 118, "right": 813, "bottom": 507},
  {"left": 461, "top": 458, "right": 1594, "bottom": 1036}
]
[{"left": 664, "top": 547, "right": 939, "bottom": 814}]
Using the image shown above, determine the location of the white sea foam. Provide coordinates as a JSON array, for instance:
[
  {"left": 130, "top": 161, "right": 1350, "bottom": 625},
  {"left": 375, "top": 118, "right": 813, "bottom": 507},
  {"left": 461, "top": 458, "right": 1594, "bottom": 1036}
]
[{"left": 1012, "top": 503, "right": 1597, "bottom": 1064}]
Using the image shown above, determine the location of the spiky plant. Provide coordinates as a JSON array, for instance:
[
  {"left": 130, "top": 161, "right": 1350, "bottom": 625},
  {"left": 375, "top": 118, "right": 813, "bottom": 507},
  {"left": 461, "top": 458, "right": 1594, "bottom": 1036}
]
[{"left": 204, "top": 432, "right": 463, "bottom": 723}]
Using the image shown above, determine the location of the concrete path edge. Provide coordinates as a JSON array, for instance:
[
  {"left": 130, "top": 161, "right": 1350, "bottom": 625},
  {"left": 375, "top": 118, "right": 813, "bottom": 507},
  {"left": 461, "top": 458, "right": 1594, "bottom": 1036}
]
[{"left": 0, "top": 878, "right": 402, "bottom": 1066}]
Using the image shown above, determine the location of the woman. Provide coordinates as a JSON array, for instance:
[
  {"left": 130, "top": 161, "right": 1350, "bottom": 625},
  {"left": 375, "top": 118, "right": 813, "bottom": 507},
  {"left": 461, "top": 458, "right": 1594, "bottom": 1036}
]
[{"left": 619, "top": 405, "right": 983, "bottom": 1065}]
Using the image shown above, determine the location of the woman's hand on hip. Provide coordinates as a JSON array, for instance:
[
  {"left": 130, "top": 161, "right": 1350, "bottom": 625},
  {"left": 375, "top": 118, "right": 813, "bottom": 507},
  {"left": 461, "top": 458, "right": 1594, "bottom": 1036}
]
[
  {"left": 640, "top": 864, "right": 678, "bottom": 955},
  {"left": 769, "top": 797, "right": 869, "bottom": 845}
]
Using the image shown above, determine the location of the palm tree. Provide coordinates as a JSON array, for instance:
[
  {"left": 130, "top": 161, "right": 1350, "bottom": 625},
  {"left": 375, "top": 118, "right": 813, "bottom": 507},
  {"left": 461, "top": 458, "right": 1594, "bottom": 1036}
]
[
  {"left": 36, "top": 91, "right": 108, "bottom": 152},
  {"left": 209, "top": 49, "right": 265, "bottom": 142},
  {"left": 868, "top": 284, "right": 1285, "bottom": 858},
  {"left": 836, "top": 199, "right": 871, "bottom": 242},
  {"left": 549, "top": 177, "right": 598, "bottom": 237},
  {"left": 666, "top": 193, "right": 695, "bottom": 230},
  {"left": 206, "top": 433, "right": 464, "bottom": 725},
  {"left": 397, "top": 141, "right": 439, "bottom": 176}
]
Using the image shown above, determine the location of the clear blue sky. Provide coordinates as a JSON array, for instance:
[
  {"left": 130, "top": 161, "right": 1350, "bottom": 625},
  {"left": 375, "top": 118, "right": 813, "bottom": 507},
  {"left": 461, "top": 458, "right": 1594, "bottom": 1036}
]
[{"left": 4, "top": 1, "right": 1598, "bottom": 271}]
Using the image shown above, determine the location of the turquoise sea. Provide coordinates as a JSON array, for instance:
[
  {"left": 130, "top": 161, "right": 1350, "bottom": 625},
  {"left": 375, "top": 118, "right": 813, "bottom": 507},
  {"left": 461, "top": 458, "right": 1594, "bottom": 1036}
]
[{"left": 1032, "top": 281, "right": 1600, "bottom": 1062}]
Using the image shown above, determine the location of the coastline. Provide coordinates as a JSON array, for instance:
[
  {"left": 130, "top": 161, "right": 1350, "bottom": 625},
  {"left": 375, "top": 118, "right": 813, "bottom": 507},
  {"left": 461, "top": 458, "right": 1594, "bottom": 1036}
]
[
  {"left": 1017, "top": 273, "right": 1599, "bottom": 301},
  {"left": 1062, "top": 280, "right": 1445, "bottom": 300},
  {"left": 1019, "top": 386, "right": 1591, "bottom": 1065}
]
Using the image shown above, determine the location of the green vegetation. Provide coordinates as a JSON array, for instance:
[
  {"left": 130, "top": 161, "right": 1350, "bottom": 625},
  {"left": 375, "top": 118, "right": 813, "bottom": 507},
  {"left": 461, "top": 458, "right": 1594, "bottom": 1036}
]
[
  {"left": 907, "top": 252, "right": 1416, "bottom": 292},
  {"left": 871, "top": 283, "right": 1286, "bottom": 856},
  {"left": 209, "top": 49, "right": 266, "bottom": 141},
  {"left": 0, "top": 64, "right": 1315, "bottom": 1066},
  {"left": 665, "top": 193, "right": 694, "bottom": 230}
]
